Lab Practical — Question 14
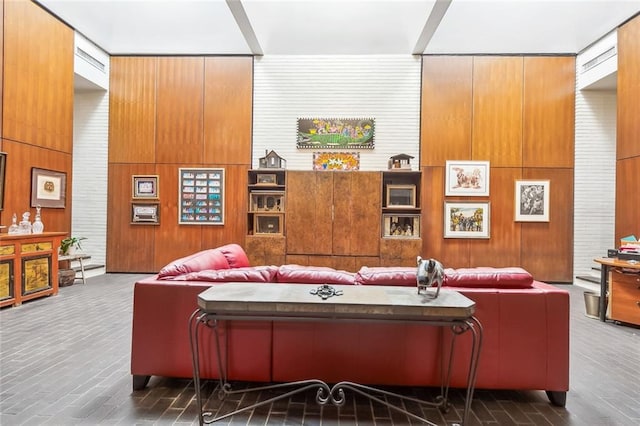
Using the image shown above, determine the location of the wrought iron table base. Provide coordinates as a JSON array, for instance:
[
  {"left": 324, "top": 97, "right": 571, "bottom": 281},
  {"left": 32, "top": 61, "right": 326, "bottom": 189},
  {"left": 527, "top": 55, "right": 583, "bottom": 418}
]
[{"left": 189, "top": 311, "right": 482, "bottom": 426}]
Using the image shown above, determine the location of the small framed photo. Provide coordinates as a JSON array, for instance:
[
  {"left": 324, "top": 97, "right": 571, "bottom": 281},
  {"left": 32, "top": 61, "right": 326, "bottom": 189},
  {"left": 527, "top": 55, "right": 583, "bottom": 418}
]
[
  {"left": 31, "top": 167, "right": 66, "bottom": 208},
  {"left": 256, "top": 174, "right": 277, "bottom": 185},
  {"left": 132, "top": 175, "right": 159, "bottom": 199},
  {"left": 383, "top": 214, "right": 420, "bottom": 238},
  {"left": 445, "top": 160, "right": 490, "bottom": 196},
  {"left": 386, "top": 185, "right": 416, "bottom": 208},
  {"left": 444, "top": 201, "right": 490, "bottom": 239},
  {"left": 253, "top": 213, "right": 283, "bottom": 235},
  {"left": 131, "top": 202, "right": 160, "bottom": 225},
  {"left": 515, "top": 180, "right": 550, "bottom": 222}
]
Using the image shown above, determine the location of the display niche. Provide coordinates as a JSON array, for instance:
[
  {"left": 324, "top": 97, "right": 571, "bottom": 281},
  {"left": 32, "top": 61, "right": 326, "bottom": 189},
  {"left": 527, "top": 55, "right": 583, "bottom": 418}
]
[
  {"left": 247, "top": 169, "right": 286, "bottom": 236},
  {"left": 381, "top": 171, "right": 421, "bottom": 239}
]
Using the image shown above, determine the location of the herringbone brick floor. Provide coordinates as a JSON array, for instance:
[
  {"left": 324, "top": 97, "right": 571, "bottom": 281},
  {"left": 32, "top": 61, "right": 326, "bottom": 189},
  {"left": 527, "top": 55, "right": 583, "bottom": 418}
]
[{"left": 1, "top": 274, "right": 639, "bottom": 425}]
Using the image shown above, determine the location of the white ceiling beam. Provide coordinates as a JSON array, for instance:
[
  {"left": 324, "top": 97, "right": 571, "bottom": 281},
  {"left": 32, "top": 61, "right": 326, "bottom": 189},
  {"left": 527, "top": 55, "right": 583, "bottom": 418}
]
[
  {"left": 413, "top": 0, "right": 452, "bottom": 55},
  {"left": 227, "top": 0, "right": 263, "bottom": 56}
]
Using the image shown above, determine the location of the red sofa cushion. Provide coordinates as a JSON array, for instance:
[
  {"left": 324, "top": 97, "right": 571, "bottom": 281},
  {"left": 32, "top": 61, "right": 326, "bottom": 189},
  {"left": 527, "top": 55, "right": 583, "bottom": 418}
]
[
  {"left": 354, "top": 266, "right": 416, "bottom": 286},
  {"left": 276, "top": 265, "right": 356, "bottom": 285},
  {"left": 172, "top": 265, "right": 278, "bottom": 282},
  {"left": 217, "top": 243, "right": 251, "bottom": 268},
  {"left": 443, "top": 267, "right": 533, "bottom": 288},
  {"left": 157, "top": 249, "right": 230, "bottom": 279}
]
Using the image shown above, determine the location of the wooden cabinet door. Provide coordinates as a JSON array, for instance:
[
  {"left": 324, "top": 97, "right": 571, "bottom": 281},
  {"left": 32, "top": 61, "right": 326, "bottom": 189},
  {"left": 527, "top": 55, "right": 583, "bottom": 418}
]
[
  {"left": 286, "top": 171, "right": 334, "bottom": 255},
  {"left": 332, "top": 172, "right": 380, "bottom": 256}
]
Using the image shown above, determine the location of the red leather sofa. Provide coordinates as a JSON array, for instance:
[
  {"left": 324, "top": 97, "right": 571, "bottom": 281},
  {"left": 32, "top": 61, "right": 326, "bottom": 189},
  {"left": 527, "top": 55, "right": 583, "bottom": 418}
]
[{"left": 131, "top": 244, "right": 569, "bottom": 406}]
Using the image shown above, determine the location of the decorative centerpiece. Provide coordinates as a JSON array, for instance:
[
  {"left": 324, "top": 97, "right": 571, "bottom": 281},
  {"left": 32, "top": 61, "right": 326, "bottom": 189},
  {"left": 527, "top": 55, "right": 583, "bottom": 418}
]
[{"left": 416, "top": 256, "right": 444, "bottom": 298}]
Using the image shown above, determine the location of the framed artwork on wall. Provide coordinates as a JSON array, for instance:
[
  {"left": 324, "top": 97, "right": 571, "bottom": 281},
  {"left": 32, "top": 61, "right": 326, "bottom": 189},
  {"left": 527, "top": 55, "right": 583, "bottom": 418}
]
[
  {"left": 131, "top": 202, "right": 160, "bottom": 225},
  {"left": 445, "top": 160, "right": 490, "bottom": 196},
  {"left": 30, "top": 167, "right": 66, "bottom": 208},
  {"left": 132, "top": 175, "right": 159, "bottom": 199},
  {"left": 312, "top": 152, "right": 360, "bottom": 171},
  {"left": 178, "top": 168, "right": 224, "bottom": 225},
  {"left": 515, "top": 180, "right": 550, "bottom": 222},
  {"left": 297, "top": 118, "right": 375, "bottom": 149},
  {"left": 0, "top": 152, "right": 6, "bottom": 211},
  {"left": 444, "top": 201, "right": 490, "bottom": 239}
]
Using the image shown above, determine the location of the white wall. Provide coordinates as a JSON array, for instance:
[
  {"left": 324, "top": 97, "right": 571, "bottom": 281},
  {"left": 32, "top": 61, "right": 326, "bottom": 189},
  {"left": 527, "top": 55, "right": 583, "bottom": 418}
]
[
  {"left": 72, "top": 90, "right": 109, "bottom": 267},
  {"left": 253, "top": 55, "right": 421, "bottom": 171}
]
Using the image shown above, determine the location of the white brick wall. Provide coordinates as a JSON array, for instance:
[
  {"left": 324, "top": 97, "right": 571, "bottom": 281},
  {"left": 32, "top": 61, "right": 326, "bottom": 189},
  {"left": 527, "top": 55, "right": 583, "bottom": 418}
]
[
  {"left": 72, "top": 90, "right": 109, "bottom": 267},
  {"left": 253, "top": 55, "right": 421, "bottom": 171}
]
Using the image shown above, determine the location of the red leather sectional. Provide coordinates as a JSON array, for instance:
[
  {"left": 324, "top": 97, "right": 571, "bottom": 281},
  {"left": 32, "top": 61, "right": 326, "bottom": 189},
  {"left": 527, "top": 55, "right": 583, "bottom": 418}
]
[{"left": 131, "top": 244, "right": 569, "bottom": 406}]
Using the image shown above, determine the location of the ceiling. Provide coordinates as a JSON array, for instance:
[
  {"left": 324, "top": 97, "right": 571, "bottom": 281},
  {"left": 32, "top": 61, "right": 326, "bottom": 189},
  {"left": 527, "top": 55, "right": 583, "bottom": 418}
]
[{"left": 36, "top": 0, "right": 640, "bottom": 56}]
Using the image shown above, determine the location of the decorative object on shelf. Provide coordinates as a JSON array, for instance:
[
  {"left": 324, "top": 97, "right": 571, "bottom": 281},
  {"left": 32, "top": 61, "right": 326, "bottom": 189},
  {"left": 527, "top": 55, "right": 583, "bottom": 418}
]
[
  {"left": 309, "top": 284, "right": 344, "bottom": 300},
  {"left": 259, "top": 150, "right": 286, "bottom": 169},
  {"left": 59, "top": 236, "right": 86, "bottom": 256},
  {"left": 416, "top": 256, "right": 444, "bottom": 298},
  {"left": 253, "top": 214, "right": 283, "bottom": 235},
  {"left": 444, "top": 201, "right": 490, "bottom": 239},
  {"left": 312, "top": 152, "right": 360, "bottom": 171},
  {"left": 256, "top": 173, "right": 278, "bottom": 185},
  {"left": 132, "top": 175, "right": 159, "bottom": 199},
  {"left": 30, "top": 167, "right": 67, "bottom": 208},
  {"left": 383, "top": 214, "right": 420, "bottom": 238},
  {"left": 387, "top": 154, "right": 414, "bottom": 170},
  {"left": 8, "top": 213, "right": 19, "bottom": 235},
  {"left": 297, "top": 118, "right": 375, "bottom": 149},
  {"left": 250, "top": 192, "right": 284, "bottom": 212},
  {"left": 445, "top": 160, "right": 490, "bottom": 197},
  {"left": 0, "top": 152, "right": 6, "bottom": 211},
  {"left": 131, "top": 202, "right": 160, "bottom": 225},
  {"left": 178, "top": 168, "right": 225, "bottom": 225},
  {"left": 515, "top": 180, "right": 550, "bottom": 222},
  {"left": 32, "top": 205, "right": 44, "bottom": 234},
  {"left": 18, "top": 212, "right": 32, "bottom": 235},
  {"left": 386, "top": 184, "right": 416, "bottom": 208}
]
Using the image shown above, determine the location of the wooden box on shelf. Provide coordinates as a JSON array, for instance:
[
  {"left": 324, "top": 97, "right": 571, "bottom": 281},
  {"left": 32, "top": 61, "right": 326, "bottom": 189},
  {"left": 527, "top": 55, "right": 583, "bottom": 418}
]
[
  {"left": 253, "top": 214, "right": 284, "bottom": 235},
  {"left": 386, "top": 184, "right": 416, "bottom": 208},
  {"left": 250, "top": 191, "right": 285, "bottom": 212}
]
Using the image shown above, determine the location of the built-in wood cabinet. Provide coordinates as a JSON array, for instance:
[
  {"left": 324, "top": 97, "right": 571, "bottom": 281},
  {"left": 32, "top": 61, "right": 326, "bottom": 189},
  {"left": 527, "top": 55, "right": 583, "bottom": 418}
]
[
  {"left": 609, "top": 269, "right": 640, "bottom": 326},
  {"left": 0, "top": 232, "right": 65, "bottom": 308}
]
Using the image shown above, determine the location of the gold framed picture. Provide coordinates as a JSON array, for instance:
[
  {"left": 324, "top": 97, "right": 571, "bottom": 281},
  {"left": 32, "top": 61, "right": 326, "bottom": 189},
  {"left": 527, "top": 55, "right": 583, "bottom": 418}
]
[{"left": 132, "top": 175, "right": 159, "bottom": 199}]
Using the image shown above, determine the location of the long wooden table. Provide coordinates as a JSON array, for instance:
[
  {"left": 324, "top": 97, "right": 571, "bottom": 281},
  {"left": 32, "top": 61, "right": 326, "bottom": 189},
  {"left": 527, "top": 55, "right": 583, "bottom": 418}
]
[
  {"left": 189, "top": 282, "right": 483, "bottom": 426},
  {"left": 594, "top": 257, "right": 640, "bottom": 322}
]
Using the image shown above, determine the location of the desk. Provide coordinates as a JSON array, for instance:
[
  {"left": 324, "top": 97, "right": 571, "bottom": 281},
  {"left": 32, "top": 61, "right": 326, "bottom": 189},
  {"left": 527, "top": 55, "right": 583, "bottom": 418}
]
[
  {"left": 189, "top": 283, "right": 482, "bottom": 426},
  {"left": 594, "top": 258, "right": 640, "bottom": 322}
]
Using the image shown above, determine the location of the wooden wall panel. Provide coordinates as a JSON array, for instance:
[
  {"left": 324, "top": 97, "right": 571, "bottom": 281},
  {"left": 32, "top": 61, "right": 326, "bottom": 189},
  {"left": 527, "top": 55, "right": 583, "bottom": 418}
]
[
  {"left": 520, "top": 168, "right": 574, "bottom": 282},
  {"left": 245, "top": 236, "right": 286, "bottom": 266},
  {"left": 2, "top": 0, "right": 73, "bottom": 151},
  {"left": 204, "top": 57, "right": 253, "bottom": 165},
  {"left": 523, "top": 56, "right": 575, "bottom": 168},
  {"left": 421, "top": 56, "right": 473, "bottom": 166},
  {"left": 156, "top": 58, "right": 204, "bottom": 164},
  {"left": 109, "top": 57, "right": 157, "bottom": 163},
  {"left": 1, "top": 0, "right": 4, "bottom": 138},
  {"left": 615, "top": 158, "right": 640, "bottom": 243},
  {"left": 618, "top": 16, "right": 640, "bottom": 160},
  {"left": 106, "top": 164, "right": 157, "bottom": 272},
  {"left": 469, "top": 168, "right": 521, "bottom": 267},
  {"left": 2, "top": 139, "right": 72, "bottom": 234},
  {"left": 472, "top": 57, "right": 523, "bottom": 167}
]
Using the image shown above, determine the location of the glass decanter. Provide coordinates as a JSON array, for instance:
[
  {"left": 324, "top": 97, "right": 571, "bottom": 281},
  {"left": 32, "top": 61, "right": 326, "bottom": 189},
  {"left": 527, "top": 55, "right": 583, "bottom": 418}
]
[
  {"left": 8, "top": 213, "right": 19, "bottom": 234},
  {"left": 32, "top": 205, "right": 44, "bottom": 234}
]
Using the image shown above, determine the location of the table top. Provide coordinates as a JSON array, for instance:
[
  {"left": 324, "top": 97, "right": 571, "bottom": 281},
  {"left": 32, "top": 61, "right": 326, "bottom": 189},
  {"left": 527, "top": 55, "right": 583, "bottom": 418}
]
[
  {"left": 198, "top": 283, "right": 475, "bottom": 321},
  {"left": 594, "top": 257, "right": 640, "bottom": 270}
]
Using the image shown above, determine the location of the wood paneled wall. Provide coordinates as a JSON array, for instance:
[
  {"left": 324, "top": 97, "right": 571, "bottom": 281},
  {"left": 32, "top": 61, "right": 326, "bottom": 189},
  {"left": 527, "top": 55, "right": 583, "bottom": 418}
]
[
  {"left": 421, "top": 55, "right": 575, "bottom": 282},
  {"left": 616, "top": 15, "right": 640, "bottom": 243},
  {"left": 0, "top": 0, "right": 74, "bottom": 232},
  {"left": 107, "top": 56, "right": 253, "bottom": 272}
]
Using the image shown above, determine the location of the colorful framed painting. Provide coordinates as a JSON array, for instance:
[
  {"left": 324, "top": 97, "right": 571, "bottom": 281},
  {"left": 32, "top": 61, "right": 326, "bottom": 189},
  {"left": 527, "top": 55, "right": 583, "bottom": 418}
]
[
  {"left": 444, "top": 202, "right": 490, "bottom": 239},
  {"left": 132, "top": 175, "right": 159, "bottom": 199},
  {"left": 297, "top": 118, "right": 374, "bottom": 149},
  {"left": 178, "top": 168, "right": 224, "bottom": 225},
  {"left": 30, "top": 167, "right": 66, "bottom": 208},
  {"left": 515, "top": 180, "right": 550, "bottom": 222},
  {"left": 445, "top": 161, "right": 490, "bottom": 197},
  {"left": 312, "top": 152, "right": 360, "bottom": 171}
]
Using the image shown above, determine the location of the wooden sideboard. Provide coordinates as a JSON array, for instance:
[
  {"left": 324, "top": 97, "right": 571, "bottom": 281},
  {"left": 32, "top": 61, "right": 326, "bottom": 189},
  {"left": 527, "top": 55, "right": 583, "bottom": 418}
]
[{"left": 0, "top": 232, "right": 66, "bottom": 308}]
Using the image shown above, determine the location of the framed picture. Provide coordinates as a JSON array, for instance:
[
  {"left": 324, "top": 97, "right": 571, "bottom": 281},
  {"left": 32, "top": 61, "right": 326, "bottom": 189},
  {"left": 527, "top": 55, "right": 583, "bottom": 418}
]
[
  {"left": 444, "top": 202, "right": 490, "bottom": 239},
  {"left": 132, "top": 175, "right": 159, "bottom": 199},
  {"left": 131, "top": 202, "right": 160, "bottom": 225},
  {"left": 515, "top": 180, "right": 550, "bottom": 222},
  {"left": 297, "top": 118, "right": 375, "bottom": 149},
  {"left": 313, "top": 152, "right": 360, "bottom": 171},
  {"left": 445, "top": 160, "right": 490, "bottom": 196},
  {"left": 0, "top": 152, "right": 6, "bottom": 211},
  {"left": 382, "top": 214, "right": 420, "bottom": 238},
  {"left": 386, "top": 185, "right": 416, "bottom": 208},
  {"left": 256, "top": 173, "right": 277, "bottom": 185},
  {"left": 253, "top": 214, "right": 283, "bottom": 235},
  {"left": 178, "top": 168, "right": 224, "bottom": 225},
  {"left": 31, "top": 167, "right": 66, "bottom": 208}
]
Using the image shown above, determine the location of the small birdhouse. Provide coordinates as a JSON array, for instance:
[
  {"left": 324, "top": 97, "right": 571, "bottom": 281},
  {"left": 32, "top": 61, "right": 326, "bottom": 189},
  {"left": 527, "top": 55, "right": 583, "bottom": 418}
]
[
  {"left": 388, "top": 153, "right": 414, "bottom": 170},
  {"left": 259, "top": 150, "right": 286, "bottom": 169}
]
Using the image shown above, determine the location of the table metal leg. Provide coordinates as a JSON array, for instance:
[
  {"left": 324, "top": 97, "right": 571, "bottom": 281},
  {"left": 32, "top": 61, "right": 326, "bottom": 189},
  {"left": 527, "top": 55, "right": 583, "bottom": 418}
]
[{"left": 599, "top": 265, "right": 608, "bottom": 322}]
